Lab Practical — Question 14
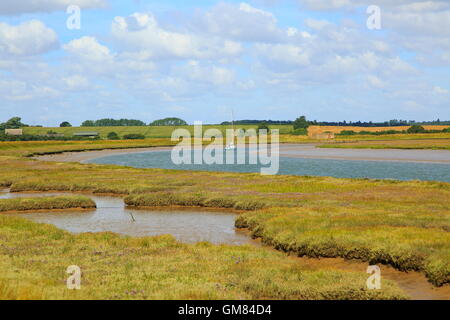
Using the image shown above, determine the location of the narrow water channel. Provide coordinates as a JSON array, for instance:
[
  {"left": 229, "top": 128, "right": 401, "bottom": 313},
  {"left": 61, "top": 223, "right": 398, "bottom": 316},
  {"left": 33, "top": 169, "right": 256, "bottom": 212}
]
[
  {"left": 0, "top": 190, "right": 253, "bottom": 246},
  {"left": 1, "top": 189, "right": 449, "bottom": 300}
]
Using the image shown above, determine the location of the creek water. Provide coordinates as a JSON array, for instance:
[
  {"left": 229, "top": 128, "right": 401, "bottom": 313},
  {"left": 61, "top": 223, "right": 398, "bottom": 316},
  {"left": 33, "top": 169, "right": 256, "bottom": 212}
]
[
  {"left": 1, "top": 189, "right": 449, "bottom": 300},
  {"left": 0, "top": 190, "right": 253, "bottom": 245},
  {"left": 87, "top": 147, "right": 450, "bottom": 182}
]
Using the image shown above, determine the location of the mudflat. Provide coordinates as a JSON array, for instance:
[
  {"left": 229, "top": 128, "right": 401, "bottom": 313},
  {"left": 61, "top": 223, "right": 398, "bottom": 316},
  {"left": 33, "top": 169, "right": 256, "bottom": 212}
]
[{"left": 35, "top": 144, "right": 450, "bottom": 164}]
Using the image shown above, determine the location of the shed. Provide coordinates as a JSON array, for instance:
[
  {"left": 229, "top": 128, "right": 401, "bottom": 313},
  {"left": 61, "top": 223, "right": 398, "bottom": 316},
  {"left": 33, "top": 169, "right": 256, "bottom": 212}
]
[
  {"left": 73, "top": 132, "right": 99, "bottom": 138},
  {"left": 5, "top": 129, "right": 23, "bottom": 136}
]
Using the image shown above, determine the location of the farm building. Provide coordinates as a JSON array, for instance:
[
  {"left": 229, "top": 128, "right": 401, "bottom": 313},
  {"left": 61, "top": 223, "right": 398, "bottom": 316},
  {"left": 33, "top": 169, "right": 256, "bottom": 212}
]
[
  {"left": 5, "top": 129, "right": 23, "bottom": 136},
  {"left": 73, "top": 132, "right": 99, "bottom": 138}
]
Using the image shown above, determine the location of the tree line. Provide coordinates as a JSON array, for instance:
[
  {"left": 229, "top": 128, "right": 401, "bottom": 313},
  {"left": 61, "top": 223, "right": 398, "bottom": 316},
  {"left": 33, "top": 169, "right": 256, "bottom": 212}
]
[
  {"left": 2, "top": 116, "right": 450, "bottom": 130},
  {"left": 0, "top": 117, "right": 29, "bottom": 130},
  {"left": 81, "top": 118, "right": 188, "bottom": 127},
  {"left": 223, "top": 119, "right": 450, "bottom": 127}
]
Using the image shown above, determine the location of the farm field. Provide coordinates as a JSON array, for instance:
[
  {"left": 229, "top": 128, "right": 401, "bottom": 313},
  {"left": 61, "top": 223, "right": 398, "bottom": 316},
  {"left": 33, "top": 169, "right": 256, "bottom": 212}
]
[
  {"left": 24, "top": 125, "right": 450, "bottom": 139},
  {"left": 0, "top": 140, "right": 449, "bottom": 299},
  {"left": 23, "top": 125, "right": 295, "bottom": 138}
]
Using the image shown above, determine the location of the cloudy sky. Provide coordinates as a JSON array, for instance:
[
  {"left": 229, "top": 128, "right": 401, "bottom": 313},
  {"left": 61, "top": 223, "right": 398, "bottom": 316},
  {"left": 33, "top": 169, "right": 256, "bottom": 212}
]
[{"left": 0, "top": 0, "right": 449, "bottom": 126}]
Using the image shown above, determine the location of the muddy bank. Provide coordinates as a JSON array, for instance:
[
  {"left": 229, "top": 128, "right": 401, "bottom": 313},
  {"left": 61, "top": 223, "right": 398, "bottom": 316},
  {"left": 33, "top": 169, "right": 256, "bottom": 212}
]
[
  {"left": 295, "top": 256, "right": 450, "bottom": 300},
  {"left": 34, "top": 146, "right": 173, "bottom": 163}
]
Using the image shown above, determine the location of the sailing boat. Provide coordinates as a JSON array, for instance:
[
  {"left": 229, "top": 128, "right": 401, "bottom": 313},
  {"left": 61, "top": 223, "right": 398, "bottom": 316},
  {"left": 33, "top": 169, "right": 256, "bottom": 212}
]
[{"left": 225, "top": 109, "right": 236, "bottom": 150}]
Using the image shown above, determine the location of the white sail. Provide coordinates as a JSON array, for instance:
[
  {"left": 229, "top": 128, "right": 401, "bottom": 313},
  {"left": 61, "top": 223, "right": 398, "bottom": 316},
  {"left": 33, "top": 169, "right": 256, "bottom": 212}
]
[{"left": 225, "top": 109, "right": 236, "bottom": 150}]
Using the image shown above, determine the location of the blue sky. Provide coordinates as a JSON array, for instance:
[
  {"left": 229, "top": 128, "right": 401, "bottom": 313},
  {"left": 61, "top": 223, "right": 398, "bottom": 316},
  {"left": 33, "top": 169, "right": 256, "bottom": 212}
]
[{"left": 0, "top": 0, "right": 449, "bottom": 126}]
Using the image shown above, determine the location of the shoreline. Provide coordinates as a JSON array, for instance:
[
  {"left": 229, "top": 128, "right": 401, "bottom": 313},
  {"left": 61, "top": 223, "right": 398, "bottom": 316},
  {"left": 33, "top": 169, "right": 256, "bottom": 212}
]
[
  {"left": 34, "top": 143, "right": 450, "bottom": 164},
  {"left": 35, "top": 146, "right": 174, "bottom": 163}
]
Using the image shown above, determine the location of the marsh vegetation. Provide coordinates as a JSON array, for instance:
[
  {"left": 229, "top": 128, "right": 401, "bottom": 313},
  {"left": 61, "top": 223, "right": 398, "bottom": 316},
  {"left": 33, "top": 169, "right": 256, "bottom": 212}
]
[{"left": 0, "top": 139, "right": 448, "bottom": 299}]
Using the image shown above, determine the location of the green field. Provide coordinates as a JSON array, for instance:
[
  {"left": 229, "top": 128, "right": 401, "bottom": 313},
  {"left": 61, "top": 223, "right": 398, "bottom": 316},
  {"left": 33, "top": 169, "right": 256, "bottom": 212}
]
[{"left": 24, "top": 125, "right": 295, "bottom": 139}]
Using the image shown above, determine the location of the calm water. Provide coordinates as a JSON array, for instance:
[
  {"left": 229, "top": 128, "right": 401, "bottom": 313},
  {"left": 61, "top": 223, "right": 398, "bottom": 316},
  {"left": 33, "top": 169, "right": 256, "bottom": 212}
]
[
  {"left": 1, "top": 191, "right": 252, "bottom": 245},
  {"left": 88, "top": 150, "right": 450, "bottom": 182}
]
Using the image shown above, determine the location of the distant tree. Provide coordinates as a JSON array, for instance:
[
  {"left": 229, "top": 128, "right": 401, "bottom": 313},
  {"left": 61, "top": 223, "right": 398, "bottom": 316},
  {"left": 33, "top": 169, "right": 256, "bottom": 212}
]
[
  {"left": 94, "top": 119, "right": 146, "bottom": 126},
  {"left": 81, "top": 120, "right": 95, "bottom": 127},
  {"left": 150, "top": 118, "right": 188, "bottom": 126},
  {"left": 339, "top": 130, "right": 357, "bottom": 136},
  {"left": 291, "top": 128, "right": 308, "bottom": 136},
  {"left": 293, "top": 116, "right": 310, "bottom": 130},
  {"left": 123, "top": 133, "right": 145, "bottom": 140},
  {"left": 407, "top": 125, "right": 426, "bottom": 134},
  {"left": 107, "top": 132, "right": 120, "bottom": 140},
  {"left": 60, "top": 121, "right": 72, "bottom": 127},
  {"left": 221, "top": 120, "right": 294, "bottom": 125},
  {"left": 2, "top": 117, "right": 28, "bottom": 129},
  {"left": 257, "top": 122, "right": 270, "bottom": 135},
  {"left": 81, "top": 119, "right": 146, "bottom": 127}
]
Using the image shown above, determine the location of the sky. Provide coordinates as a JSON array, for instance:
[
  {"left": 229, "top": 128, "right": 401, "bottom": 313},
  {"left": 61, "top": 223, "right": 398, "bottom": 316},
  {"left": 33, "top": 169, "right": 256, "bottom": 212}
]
[{"left": 0, "top": 0, "right": 449, "bottom": 126}]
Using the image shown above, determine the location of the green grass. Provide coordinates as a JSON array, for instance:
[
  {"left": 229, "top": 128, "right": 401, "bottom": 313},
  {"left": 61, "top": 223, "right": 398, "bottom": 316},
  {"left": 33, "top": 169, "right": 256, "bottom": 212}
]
[
  {"left": 24, "top": 125, "right": 294, "bottom": 139},
  {"left": 125, "top": 192, "right": 268, "bottom": 211},
  {"left": 0, "top": 196, "right": 96, "bottom": 212}
]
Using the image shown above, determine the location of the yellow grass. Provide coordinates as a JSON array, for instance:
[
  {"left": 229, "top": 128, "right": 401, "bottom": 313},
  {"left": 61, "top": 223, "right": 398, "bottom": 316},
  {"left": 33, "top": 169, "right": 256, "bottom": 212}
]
[
  {"left": 320, "top": 139, "right": 450, "bottom": 150},
  {"left": 308, "top": 125, "right": 450, "bottom": 135}
]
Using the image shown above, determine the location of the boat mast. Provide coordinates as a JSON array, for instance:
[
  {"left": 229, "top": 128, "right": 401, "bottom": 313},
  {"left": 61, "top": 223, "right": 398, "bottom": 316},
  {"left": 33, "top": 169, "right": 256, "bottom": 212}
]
[{"left": 231, "top": 109, "right": 235, "bottom": 144}]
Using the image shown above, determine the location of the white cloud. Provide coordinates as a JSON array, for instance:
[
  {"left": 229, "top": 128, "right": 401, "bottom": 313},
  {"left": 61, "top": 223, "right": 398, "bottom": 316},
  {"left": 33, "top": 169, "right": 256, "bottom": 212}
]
[
  {"left": 177, "top": 60, "right": 235, "bottom": 86},
  {"left": 0, "top": 78, "right": 59, "bottom": 101},
  {"left": 0, "top": 0, "right": 107, "bottom": 15},
  {"left": 192, "top": 2, "right": 285, "bottom": 42},
  {"left": 255, "top": 43, "right": 310, "bottom": 67},
  {"left": 298, "top": 0, "right": 450, "bottom": 11},
  {"left": 63, "top": 36, "right": 113, "bottom": 62},
  {"left": 384, "top": 9, "right": 450, "bottom": 37},
  {"left": 367, "top": 75, "right": 385, "bottom": 88},
  {"left": 0, "top": 20, "right": 58, "bottom": 56},
  {"left": 304, "top": 18, "right": 332, "bottom": 30},
  {"left": 112, "top": 12, "right": 243, "bottom": 60},
  {"left": 62, "top": 75, "right": 90, "bottom": 91},
  {"left": 433, "top": 86, "right": 449, "bottom": 94}
]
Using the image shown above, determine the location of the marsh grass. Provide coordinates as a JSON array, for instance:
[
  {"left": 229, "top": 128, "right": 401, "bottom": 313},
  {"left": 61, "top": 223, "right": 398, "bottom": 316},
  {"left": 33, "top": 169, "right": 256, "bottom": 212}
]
[
  {"left": 0, "top": 215, "right": 407, "bottom": 300},
  {"left": 236, "top": 206, "right": 450, "bottom": 286},
  {"left": 0, "top": 140, "right": 449, "bottom": 294},
  {"left": 0, "top": 196, "right": 96, "bottom": 212},
  {"left": 124, "top": 192, "right": 268, "bottom": 211},
  {"left": 320, "top": 138, "right": 450, "bottom": 150}
]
